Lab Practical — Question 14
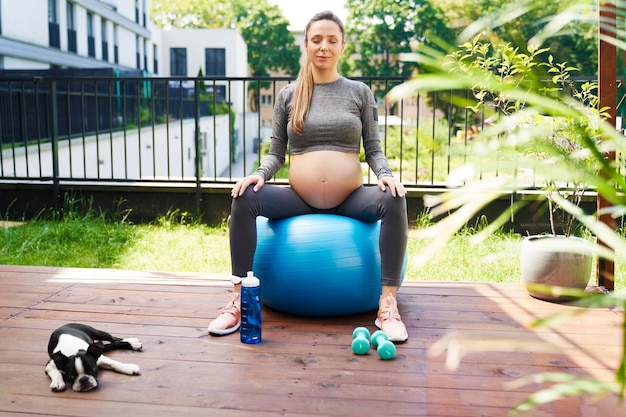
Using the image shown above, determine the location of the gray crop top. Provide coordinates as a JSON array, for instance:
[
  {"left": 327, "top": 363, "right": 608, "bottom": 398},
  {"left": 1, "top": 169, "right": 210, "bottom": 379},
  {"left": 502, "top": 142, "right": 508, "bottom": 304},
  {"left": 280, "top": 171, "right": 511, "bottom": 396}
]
[{"left": 254, "top": 77, "right": 393, "bottom": 181}]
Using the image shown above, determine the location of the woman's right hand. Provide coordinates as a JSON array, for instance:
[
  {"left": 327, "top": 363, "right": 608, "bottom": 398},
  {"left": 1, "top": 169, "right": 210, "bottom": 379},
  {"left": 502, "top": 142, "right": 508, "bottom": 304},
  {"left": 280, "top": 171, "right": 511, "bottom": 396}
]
[{"left": 231, "top": 174, "right": 265, "bottom": 198}]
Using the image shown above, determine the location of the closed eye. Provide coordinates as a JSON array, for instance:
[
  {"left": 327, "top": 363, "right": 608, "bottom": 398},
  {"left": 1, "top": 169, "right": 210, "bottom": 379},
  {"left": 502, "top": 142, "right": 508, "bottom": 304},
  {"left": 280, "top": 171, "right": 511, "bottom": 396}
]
[{"left": 310, "top": 36, "right": 339, "bottom": 44}]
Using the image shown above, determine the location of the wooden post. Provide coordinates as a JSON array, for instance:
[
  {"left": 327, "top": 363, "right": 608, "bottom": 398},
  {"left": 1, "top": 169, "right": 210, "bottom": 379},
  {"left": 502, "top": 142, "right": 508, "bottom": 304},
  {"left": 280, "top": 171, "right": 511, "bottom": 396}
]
[{"left": 597, "top": 0, "right": 617, "bottom": 290}]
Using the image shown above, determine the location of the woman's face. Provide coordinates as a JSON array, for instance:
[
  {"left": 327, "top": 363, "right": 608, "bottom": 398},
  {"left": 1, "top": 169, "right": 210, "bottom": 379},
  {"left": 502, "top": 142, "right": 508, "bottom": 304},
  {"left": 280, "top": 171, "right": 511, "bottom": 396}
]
[{"left": 305, "top": 19, "right": 345, "bottom": 72}]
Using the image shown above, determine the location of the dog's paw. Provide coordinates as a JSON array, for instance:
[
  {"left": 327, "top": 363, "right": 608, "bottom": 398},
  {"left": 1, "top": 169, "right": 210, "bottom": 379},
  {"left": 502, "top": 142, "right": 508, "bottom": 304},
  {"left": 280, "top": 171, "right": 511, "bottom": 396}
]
[
  {"left": 124, "top": 338, "right": 142, "bottom": 351},
  {"left": 120, "top": 363, "right": 141, "bottom": 375},
  {"left": 50, "top": 380, "right": 66, "bottom": 392}
]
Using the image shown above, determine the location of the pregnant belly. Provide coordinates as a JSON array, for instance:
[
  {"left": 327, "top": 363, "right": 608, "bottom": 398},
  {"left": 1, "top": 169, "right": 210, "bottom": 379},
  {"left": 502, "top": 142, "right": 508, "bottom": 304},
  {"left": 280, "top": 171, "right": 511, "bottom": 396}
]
[{"left": 289, "top": 151, "right": 364, "bottom": 209}]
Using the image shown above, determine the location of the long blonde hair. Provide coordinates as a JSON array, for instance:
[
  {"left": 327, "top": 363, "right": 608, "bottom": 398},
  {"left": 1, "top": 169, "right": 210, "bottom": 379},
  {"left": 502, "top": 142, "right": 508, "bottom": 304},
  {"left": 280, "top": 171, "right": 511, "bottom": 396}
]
[{"left": 291, "top": 11, "right": 345, "bottom": 136}]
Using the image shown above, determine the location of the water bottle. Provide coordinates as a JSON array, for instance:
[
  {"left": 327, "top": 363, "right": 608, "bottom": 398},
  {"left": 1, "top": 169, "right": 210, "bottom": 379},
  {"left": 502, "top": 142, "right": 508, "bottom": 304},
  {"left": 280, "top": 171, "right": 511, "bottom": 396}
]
[{"left": 240, "top": 270, "right": 262, "bottom": 344}]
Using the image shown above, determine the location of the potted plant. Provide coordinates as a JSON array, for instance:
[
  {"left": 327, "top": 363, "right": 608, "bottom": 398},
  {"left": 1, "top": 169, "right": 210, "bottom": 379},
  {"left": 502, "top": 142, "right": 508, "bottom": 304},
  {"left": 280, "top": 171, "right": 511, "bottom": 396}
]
[
  {"left": 518, "top": 73, "right": 607, "bottom": 301},
  {"left": 447, "top": 39, "right": 604, "bottom": 301},
  {"left": 519, "top": 124, "right": 595, "bottom": 302}
]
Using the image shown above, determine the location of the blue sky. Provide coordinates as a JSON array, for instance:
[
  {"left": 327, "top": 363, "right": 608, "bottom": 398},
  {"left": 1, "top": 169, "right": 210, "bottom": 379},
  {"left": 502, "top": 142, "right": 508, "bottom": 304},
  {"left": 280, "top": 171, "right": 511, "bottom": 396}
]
[{"left": 268, "top": 0, "right": 348, "bottom": 31}]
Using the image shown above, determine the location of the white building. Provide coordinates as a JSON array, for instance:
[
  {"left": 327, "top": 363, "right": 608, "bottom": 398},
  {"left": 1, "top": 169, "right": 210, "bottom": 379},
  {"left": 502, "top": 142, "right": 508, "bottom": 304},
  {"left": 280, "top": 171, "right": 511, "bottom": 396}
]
[
  {"left": 0, "top": 0, "right": 249, "bottom": 81},
  {"left": 0, "top": 0, "right": 153, "bottom": 72},
  {"left": 158, "top": 28, "right": 248, "bottom": 117},
  {"left": 0, "top": 0, "right": 254, "bottom": 180}
]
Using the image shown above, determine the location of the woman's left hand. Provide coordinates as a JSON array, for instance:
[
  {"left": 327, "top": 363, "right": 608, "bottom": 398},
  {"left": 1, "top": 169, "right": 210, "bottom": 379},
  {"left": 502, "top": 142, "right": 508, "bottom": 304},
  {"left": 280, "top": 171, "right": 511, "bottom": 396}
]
[{"left": 378, "top": 177, "right": 406, "bottom": 198}]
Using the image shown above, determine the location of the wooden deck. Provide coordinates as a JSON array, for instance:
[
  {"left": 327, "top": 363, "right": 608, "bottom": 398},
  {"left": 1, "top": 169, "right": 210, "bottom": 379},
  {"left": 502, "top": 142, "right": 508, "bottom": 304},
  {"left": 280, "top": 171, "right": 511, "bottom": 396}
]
[{"left": 1, "top": 264, "right": 625, "bottom": 417}]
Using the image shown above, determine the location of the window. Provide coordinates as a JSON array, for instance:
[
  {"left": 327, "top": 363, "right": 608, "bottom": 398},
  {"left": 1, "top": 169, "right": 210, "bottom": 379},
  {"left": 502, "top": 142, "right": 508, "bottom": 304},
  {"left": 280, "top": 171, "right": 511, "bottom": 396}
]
[
  {"left": 48, "top": 0, "right": 60, "bottom": 48},
  {"left": 153, "top": 44, "right": 158, "bottom": 74},
  {"left": 136, "top": 35, "right": 140, "bottom": 69},
  {"left": 142, "top": 0, "right": 147, "bottom": 27},
  {"left": 260, "top": 95, "right": 273, "bottom": 106},
  {"left": 101, "top": 20, "right": 109, "bottom": 61},
  {"left": 66, "top": 2, "right": 75, "bottom": 30},
  {"left": 87, "top": 13, "right": 93, "bottom": 36},
  {"left": 143, "top": 39, "right": 148, "bottom": 70},
  {"left": 66, "top": 2, "right": 76, "bottom": 53},
  {"left": 87, "top": 13, "right": 95, "bottom": 58},
  {"left": 205, "top": 48, "right": 226, "bottom": 76},
  {"left": 48, "top": 0, "right": 57, "bottom": 23},
  {"left": 170, "top": 48, "right": 187, "bottom": 76},
  {"left": 113, "top": 25, "right": 119, "bottom": 64}
]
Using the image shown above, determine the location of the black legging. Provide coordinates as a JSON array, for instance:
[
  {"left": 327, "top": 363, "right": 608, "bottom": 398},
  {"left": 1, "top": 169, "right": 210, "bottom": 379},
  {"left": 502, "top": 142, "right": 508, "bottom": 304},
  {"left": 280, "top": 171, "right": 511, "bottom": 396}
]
[{"left": 230, "top": 184, "right": 408, "bottom": 287}]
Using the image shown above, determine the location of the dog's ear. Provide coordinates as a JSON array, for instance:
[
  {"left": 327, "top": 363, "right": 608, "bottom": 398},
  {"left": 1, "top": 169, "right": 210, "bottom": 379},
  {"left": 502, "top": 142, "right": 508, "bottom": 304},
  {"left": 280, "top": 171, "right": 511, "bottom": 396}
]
[
  {"left": 87, "top": 343, "right": 103, "bottom": 360},
  {"left": 51, "top": 351, "right": 68, "bottom": 370}
]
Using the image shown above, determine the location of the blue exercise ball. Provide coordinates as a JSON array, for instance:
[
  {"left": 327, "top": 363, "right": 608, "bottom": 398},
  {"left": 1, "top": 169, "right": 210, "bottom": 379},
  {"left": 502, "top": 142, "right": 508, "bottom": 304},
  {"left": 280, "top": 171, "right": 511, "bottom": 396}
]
[{"left": 253, "top": 214, "right": 405, "bottom": 317}]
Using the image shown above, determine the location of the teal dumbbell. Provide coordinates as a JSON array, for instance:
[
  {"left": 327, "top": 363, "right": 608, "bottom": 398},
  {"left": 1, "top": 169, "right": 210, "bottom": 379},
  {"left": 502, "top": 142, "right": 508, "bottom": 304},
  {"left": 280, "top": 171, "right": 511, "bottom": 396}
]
[
  {"left": 351, "top": 327, "right": 371, "bottom": 355},
  {"left": 371, "top": 330, "right": 396, "bottom": 360}
]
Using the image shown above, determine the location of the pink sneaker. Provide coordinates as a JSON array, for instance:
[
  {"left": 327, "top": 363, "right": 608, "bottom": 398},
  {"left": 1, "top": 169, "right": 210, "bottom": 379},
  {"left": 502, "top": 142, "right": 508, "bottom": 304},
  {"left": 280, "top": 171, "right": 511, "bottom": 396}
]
[
  {"left": 208, "top": 292, "right": 241, "bottom": 336},
  {"left": 375, "top": 293, "right": 408, "bottom": 342}
]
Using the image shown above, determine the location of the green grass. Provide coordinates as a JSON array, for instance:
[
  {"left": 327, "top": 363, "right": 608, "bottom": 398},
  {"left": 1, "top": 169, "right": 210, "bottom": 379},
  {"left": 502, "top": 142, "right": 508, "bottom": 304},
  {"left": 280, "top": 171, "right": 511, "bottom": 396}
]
[
  {"left": 0, "top": 213, "right": 231, "bottom": 274},
  {"left": 1, "top": 210, "right": 622, "bottom": 293},
  {"left": 408, "top": 228, "right": 523, "bottom": 284}
]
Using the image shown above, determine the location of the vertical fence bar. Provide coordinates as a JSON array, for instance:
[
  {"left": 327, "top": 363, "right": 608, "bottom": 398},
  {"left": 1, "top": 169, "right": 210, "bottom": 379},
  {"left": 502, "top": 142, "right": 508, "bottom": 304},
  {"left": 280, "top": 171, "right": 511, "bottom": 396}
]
[
  {"left": 212, "top": 79, "right": 218, "bottom": 179},
  {"left": 49, "top": 80, "right": 60, "bottom": 208},
  {"left": 398, "top": 97, "right": 404, "bottom": 183},
  {"left": 430, "top": 92, "right": 437, "bottom": 184},
  {"left": 80, "top": 80, "right": 87, "bottom": 178},
  {"left": 122, "top": 79, "right": 129, "bottom": 179},
  {"left": 178, "top": 80, "right": 184, "bottom": 179},
  {"left": 34, "top": 80, "right": 43, "bottom": 177},
  {"left": 136, "top": 79, "right": 142, "bottom": 179},
  {"left": 194, "top": 79, "right": 202, "bottom": 214},
  {"left": 19, "top": 81, "right": 29, "bottom": 178},
  {"left": 256, "top": 80, "right": 262, "bottom": 166},
  {"left": 414, "top": 91, "right": 420, "bottom": 185},
  {"left": 262, "top": 80, "right": 269, "bottom": 169},
  {"left": 238, "top": 79, "right": 243, "bottom": 179},
  {"left": 150, "top": 78, "right": 156, "bottom": 179},
  {"left": 0, "top": 81, "right": 5, "bottom": 177},
  {"left": 108, "top": 79, "right": 114, "bottom": 179},
  {"left": 165, "top": 79, "right": 172, "bottom": 179},
  {"left": 65, "top": 81, "right": 72, "bottom": 179},
  {"left": 94, "top": 80, "right": 101, "bottom": 179},
  {"left": 8, "top": 82, "right": 17, "bottom": 177}
]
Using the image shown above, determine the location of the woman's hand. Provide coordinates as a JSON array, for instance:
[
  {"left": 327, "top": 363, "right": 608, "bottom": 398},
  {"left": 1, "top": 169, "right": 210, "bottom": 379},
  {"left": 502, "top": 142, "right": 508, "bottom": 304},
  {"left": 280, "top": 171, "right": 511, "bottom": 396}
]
[
  {"left": 378, "top": 176, "right": 406, "bottom": 198},
  {"left": 232, "top": 174, "right": 265, "bottom": 198}
]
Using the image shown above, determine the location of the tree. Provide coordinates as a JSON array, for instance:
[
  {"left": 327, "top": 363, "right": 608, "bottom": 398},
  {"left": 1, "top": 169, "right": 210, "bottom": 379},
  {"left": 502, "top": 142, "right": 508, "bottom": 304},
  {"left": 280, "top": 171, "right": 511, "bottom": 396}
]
[
  {"left": 438, "top": 0, "right": 598, "bottom": 76},
  {"left": 151, "top": 0, "right": 301, "bottom": 77},
  {"left": 341, "top": 0, "right": 457, "bottom": 78},
  {"left": 229, "top": 0, "right": 301, "bottom": 77}
]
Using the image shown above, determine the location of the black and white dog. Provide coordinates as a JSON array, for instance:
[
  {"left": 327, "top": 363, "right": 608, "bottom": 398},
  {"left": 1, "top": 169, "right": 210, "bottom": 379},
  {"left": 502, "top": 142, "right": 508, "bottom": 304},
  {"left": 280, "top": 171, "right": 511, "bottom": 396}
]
[{"left": 45, "top": 323, "right": 142, "bottom": 392}]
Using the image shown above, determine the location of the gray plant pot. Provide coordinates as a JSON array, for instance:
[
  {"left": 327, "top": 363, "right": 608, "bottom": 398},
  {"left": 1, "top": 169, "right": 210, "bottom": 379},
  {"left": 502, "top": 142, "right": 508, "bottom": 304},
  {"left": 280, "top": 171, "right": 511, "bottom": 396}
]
[{"left": 520, "top": 235, "right": 593, "bottom": 302}]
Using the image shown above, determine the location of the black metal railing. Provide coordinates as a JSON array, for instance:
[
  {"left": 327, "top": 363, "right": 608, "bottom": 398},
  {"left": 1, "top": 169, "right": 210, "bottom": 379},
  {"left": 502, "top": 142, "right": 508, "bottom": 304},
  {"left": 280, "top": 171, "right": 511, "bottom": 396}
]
[{"left": 0, "top": 75, "right": 599, "bottom": 190}]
